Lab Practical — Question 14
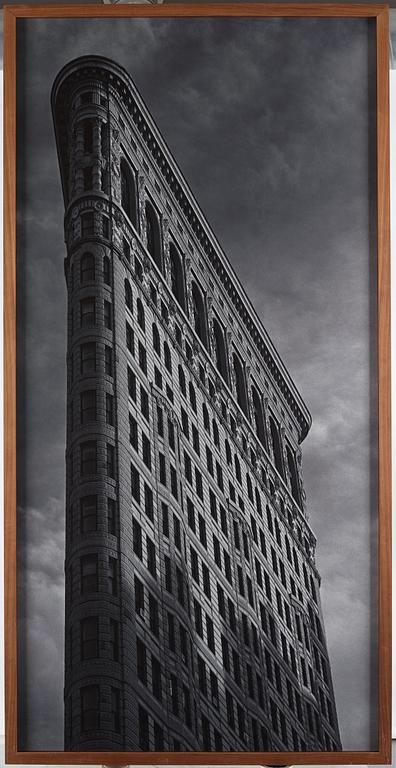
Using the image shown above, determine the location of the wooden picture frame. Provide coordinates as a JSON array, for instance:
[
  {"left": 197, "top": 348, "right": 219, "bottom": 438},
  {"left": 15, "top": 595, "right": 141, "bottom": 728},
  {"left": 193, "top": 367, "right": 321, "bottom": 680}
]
[{"left": 3, "top": 3, "right": 391, "bottom": 765}]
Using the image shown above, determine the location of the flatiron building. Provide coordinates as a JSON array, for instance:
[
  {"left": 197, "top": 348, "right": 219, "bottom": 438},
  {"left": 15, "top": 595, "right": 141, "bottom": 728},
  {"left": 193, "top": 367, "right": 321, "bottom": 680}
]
[{"left": 52, "top": 54, "right": 342, "bottom": 754}]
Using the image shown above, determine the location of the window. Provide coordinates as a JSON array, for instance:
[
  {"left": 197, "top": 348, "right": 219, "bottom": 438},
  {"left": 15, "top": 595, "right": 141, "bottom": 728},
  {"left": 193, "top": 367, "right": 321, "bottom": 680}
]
[
  {"left": 178, "top": 365, "right": 186, "bottom": 396},
  {"left": 142, "top": 435, "right": 151, "bottom": 469},
  {"left": 252, "top": 384, "right": 266, "bottom": 447},
  {"left": 80, "top": 342, "right": 96, "bottom": 374},
  {"left": 233, "top": 351, "right": 248, "bottom": 415},
  {"left": 81, "top": 617, "right": 98, "bottom": 660},
  {"left": 147, "top": 537, "right": 156, "bottom": 578},
  {"left": 102, "top": 216, "right": 110, "bottom": 238},
  {"left": 125, "top": 279, "right": 133, "bottom": 311},
  {"left": 133, "top": 518, "right": 142, "bottom": 559},
  {"left": 80, "top": 297, "right": 95, "bottom": 327},
  {"left": 138, "top": 705, "right": 149, "bottom": 750},
  {"left": 270, "top": 416, "right": 284, "bottom": 477},
  {"left": 136, "top": 637, "right": 147, "bottom": 684},
  {"left": 168, "top": 418, "right": 175, "bottom": 451},
  {"left": 140, "top": 386, "right": 149, "bottom": 420},
  {"left": 80, "top": 495, "right": 97, "bottom": 533},
  {"left": 108, "top": 557, "right": 118, "bottom": 596},
  {"left": 287, "top": 444, "right": 301, "bottom": 504},
  {"left": 107, "top": 444, "right": 115, "bottom": 478},
  {"left": 80, "top": 389, "right": 96, "bottom": 424},
  {"left": 123, "top": 237, "right": 130, "bottom": 262},
  {"left": 149, "top": 593, "right": 159, "bottom": 636},
  {"left": 137, "top": 298, "right": 145, "bottom": 330},
  {"left": 109, "top": 619, "right": 119, "bottom": 661},
  {"left": 144, "top": 483, "right": 153, "bottom": 520},
  {"left": 105, "top": 345, "right": 113, "bottom": 376},
  {"left": 129, "top": 414, "right": 138, "bottom": 450},
  {"left": 81, "top": 685, "right": 99, "bottom": 731},
  {"left": 169, "top": 243, "right": 186, "bottom": 310},
  {"left": 152, "top": 655, "right": 162, "bottom": 701},
  {"left": 103, "top": 255, "right": 111, "bottom": 285},
  {"left": 106, "top": 393, "right": 114, "bottom": 426},
  {"left": 80, "top": 252, "right": 95, "bottom": 283},
  {"left": 108, "top": 498, "right": 116, "bottom": 535},
  {"left": 153, "top": 323, "right": 160, "bottom": 355},
  {"left": 120, "top": 159, "right": 137, "bottom": 226},
  {"left": 170, "top": 465, "right": 178, "bottom": 499},
  {"left": 213, "top": 316, "right": 228, "bottom": 382},
  {"left": 189, "top": 381, "right": 197, "bottom": 412},
  {"left": 81, "top": 211, "right": 94, "bottom": 237},
  {"left": 83, "top": 119, "right": 93, "bottom": 153},
  {"left": 81, "top": 440, "right": 96, "bottom": 475},
  {"left": 191, "top": 281, "right": 208, "bottom": 348},
  {"left": 202, "top": 563, "right": 211, "bottom": 597},
  {"left": 131, "top": 463, "right": 140, "bottom": 503},
  {"left": 195, "top": 467, "right": 203, "bottom": 499},
  {"left": 145, "top": 200, "right": 162, "bottom": 271},
  {"left": 164, "top": 342, "right": 172, "bottom": 373},
  {"left": 81, "top": 554, "right": 98, "bottom": 593},
  {"left": 138, "top": 342, "right": 147, "bottom": 374},
  {"left": 126, "top": 322, "right": 134, "bottom": 354}
]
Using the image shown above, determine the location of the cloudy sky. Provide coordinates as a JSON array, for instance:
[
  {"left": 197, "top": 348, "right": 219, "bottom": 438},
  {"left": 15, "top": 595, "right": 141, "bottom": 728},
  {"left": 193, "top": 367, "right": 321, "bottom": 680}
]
[{"left": 16, "top": 16, "right": 377, "bottom": 752}]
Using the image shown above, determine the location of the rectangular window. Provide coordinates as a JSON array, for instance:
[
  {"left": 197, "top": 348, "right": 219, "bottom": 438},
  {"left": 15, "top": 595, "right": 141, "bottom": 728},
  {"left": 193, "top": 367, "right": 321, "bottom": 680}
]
[
  {"left": 168, "top": 419, "right": 175, "bottom": 452},
  {"left": 164, "top": 555, "right": 172, "bottom": 592},
  {"left": 80, "top": 297, "right": 95, "bottom": 327},
  {"left": 136, "top": 637, "right": 147, "bottom": 685},
  {"left": 202, "top": 563, "right": 211, "bottom": 598},
  {"left": 134, "top": 575, "right": 144, "bottom": 615},
  {"left": 104, "top": 299, "right": 112, "bottom": 330},
  {"left": 129, "top": 414, "right": 138, "bottom": 449},
  {"left": 147, "top": 537, "right": 156, "bottom": 578},
  {"left": 138, "top": 342, "right": 147, "bottom": 374},
  {"left": 131, "top": 463, "right": 140, "bottom": 503},
  {"left": 220, "top": 506, "right": 227, "bottom": 536},
  {"left": 168, "top": 612, "right": 175, "bottom": 651},
  {"left": 102, "top": 216, "right": 110, "bottom": 238},
  {"left": 206, "top": 615, "right": 215, "bottom": 652},
  {"left": 81, "top": 616, "right": 98, "bottom": 660},
  {"left": 170, "top": 465, "right": 178, "bottom": 499},
  {"left": 206, "top": 445, "right": 214, "bottom": 476},
  {"left": 105, "top": 345, "right": 113, "bottom": 376},
  {"left": 142, "top": 434, "right": 151, "bottom": 469},
  {"left": 126, "top": 322, "right": 134, "bottom": 354},
  {"left": 192, "top": 424, "right": 200, "bottom": 455},
  {"left": 162, "top": 503, "right": 169, "bottom": 536},
  {"left": 176, "top": 567, "right": 184, "bottom": 606},
  {"left": 195, "top": 467, "right": 203, "bottom": 500},
  {"left": 154, "top": 366, "right": 162, "bottom": 390},
  {"left": 213, "top": 535, "right": 221, "bottom": 567},
  {"left": 184, "top": 451, "right": 192, "bottom": 484},
  {"left": 81, "top": 440, "right": 96, "bottom": 475},
  {"left": 107, "top": 498, "right": 116, "bottom": 534},
  {"left": 181, "top": 408, "right": 189, "bottom": 439},
  {"left": 81, "top": 684, "right": 99, "bottom": 731},
  {"left": 138, "top": 705, "right": 149, "bottom": 751},
  {"left": 107, "top": 444, "right": 115, "bottom": 478},
  {"left": 216, "top": 462, "right": 224, "bottom": 491},
  {"left": 159, "top": 452, "right": 166, "bottom": 486},
  {"left": 133, "top": 518, "right": 142, "bottom": 559},
  {"left": 108, "top": 557, "right": 118, "bottom": 596},
  {"left": 106, "top": 393, "right": 114, "bottom": 425},
  {"left": 190, "top": 547, "right": 199, "bottom": 583},
  {"left": 157, "top": 405, "right": 164, "bottom": 437},
  {"left": 81, "top": 554, "right": 98, "bottom": 594},
  {"left": 127, "top": 366, "right": 136, "bottom": 399},
  {"left": 149, "top": 593, "right": 159, "bottom": 636},
  {"left": 198, "top": 513, "right": 207, "bottom": 548},
  {"left": 187, "top": 498, "right": 195, "bottom": 532},
  {"left": 80, "top": 495, "right": 97, "bottom": 533},
  {"left": 140, "top": 386, "right": 149, "bottom": 420},
  {"left": 144, "top": 484, "right": 154, "bottom": 521},
  {"left": 226, "top": 690, "right": 235, "bottom": 729},
  {"left": 152, "top": 655, "right": 162, "bottom": 701},
  {"left": 80, "top": 342, "right": 96, "bottom": 373},
  {"left": 81, "top": 211, "right": 94, "bottom": 237},
  {"left": 173, "top": 514, "right": 181, "bottom": 551},
  {"left": 194, "top": 599, "right": 203, "bottom": 636},
  {"left": 109, "top": 619, "right": 119, "bottom": 661}
]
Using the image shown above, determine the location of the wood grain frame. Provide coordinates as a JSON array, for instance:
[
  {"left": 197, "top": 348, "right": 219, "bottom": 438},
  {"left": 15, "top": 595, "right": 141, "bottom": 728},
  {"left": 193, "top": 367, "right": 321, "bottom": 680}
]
[{"left": 3, "top": 3, "right": 391, "bottom": 765}]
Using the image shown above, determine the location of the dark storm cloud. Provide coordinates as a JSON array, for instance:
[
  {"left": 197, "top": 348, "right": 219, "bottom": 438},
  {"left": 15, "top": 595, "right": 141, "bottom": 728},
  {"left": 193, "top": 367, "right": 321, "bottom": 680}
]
[{"left": 17, "top": 16, "right": 376, "bottom": 751}]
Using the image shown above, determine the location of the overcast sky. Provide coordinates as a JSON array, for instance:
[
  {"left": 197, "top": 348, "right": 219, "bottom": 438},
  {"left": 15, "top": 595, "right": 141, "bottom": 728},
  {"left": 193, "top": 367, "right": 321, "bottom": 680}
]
[{"left": 16, "top": 16, "right": 377, "bottom": 752}]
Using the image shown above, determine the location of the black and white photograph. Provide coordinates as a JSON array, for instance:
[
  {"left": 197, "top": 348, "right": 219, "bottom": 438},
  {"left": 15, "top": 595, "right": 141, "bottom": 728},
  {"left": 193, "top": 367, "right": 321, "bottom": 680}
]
[{"left": 14, "top": 12, "right": 379, "bottom": 756}]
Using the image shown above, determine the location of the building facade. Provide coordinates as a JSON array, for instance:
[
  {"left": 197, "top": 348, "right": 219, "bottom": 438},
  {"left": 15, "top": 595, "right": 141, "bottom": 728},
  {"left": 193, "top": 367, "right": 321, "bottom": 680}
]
[{"left": 52, "top": 55, "right": 342, "bottom": 754}]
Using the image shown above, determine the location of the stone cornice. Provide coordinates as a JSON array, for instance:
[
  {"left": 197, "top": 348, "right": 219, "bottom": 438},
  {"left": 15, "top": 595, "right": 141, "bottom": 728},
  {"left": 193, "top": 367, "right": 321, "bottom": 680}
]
[{"left": 52, "top": 55, "right": 312, "bottom": 442}]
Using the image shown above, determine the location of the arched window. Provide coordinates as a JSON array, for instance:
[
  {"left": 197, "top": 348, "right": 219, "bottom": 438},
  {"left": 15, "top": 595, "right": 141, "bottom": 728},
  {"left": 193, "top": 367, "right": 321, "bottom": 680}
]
[
  {"left": 164, "top": 342, "right": 172, "bottom": 374},
  {"left": 145, "top": 201, "right": 162, "bottom": 272},
  {"left": 286, "top": 444, "right": 300, "bottom": 504},
  {"left": 178, "top": 365, "right": 186, "bottom": 396},
  {"left": 213, "top": 317, "right": 228, "bottom": 383},
  {"left": 81, "top": 252, "right": 95, "bottom": 284},
  {"left": 137, "top": 298, "right": 145, "bottom": 331},
  {"left": 125, "top": 279, "right": 133, "bottom": 312},
  {"left": 120, "top": 159, "right": 137, "bottom": 227},
  {"left": 169, "top": 244, "right": 186, "bottom": 311},
  {"left": 191, "top": 281, "right": 208, "bottom": 349},
  {"left": 153, "top": 324, "right": 161, "bottom": 356},
  {"left": 269, "top": 416, "right": 284, "bottom": 478},
  {"left": 189, "top": 382, "right": 197, "bottom": 413},
  {"left": 233, "top": 352, "right": 248, "bottom": 416},
  {"left": 251, "top": 385, "right": 266, "bottom": 447}
]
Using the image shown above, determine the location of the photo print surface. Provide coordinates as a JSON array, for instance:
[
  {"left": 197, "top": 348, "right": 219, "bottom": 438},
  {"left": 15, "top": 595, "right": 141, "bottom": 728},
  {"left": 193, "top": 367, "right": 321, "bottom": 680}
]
[{"left": 16, "top": 15, "right": 377, "bottom": 753}]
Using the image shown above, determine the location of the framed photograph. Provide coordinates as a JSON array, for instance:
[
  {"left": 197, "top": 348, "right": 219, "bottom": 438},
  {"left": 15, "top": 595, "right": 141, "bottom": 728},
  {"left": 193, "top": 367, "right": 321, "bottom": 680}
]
[{"left": 3, "top": 3, "right": 391, "bottom": 765}]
